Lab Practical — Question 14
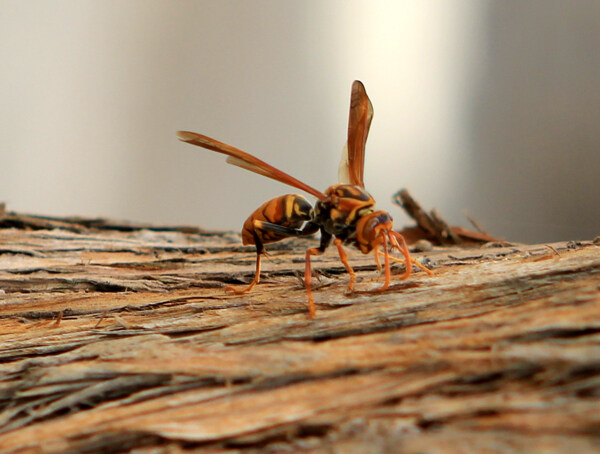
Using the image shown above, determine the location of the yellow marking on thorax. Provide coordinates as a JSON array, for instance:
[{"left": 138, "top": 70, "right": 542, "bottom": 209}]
[{"left": 358, "top": 207, "right": 374, "bottom": 217}]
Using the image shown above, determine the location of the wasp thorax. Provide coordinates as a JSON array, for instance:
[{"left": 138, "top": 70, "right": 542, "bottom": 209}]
[
  {"left": 312, "top": 184, "right": 376, "bottom": 238},
  {"left": 326, "top": 184, "right": 374, "bottom": 202}
]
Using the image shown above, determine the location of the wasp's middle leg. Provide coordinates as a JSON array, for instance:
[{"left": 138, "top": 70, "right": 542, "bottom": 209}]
[
  {"left": 305, "top": 230, "right": 333, "bottom": 318},
  {"left": 333, "top": 238, "right": 357, "bottom": 294}
]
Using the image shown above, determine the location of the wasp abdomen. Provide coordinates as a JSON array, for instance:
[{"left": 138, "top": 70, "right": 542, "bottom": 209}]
[{"left": 242, "top": 194, "right": 313, "bottom": 246}]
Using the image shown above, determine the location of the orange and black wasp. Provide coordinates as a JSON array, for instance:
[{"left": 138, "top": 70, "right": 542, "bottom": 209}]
[{"left": 177, "top": 81, "right": 432, "bottom": 317}]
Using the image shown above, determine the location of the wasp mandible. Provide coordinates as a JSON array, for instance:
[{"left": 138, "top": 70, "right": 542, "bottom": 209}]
[{"left": 177, "top": 81, "right": 431, "bottom": 317}]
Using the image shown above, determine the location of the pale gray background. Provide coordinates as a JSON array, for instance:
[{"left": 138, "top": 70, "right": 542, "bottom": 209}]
[{"left": 1, "top": 1, "right": 598, "bottom": 243}]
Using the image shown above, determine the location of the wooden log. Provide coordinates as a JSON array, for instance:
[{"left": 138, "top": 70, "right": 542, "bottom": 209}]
[{"left": 0, "top": 209, "right": 599, "bottom": 453}]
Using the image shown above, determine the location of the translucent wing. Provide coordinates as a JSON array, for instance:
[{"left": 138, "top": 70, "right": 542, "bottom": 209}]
[
  {"left": 338, "top": 80, "right": 373, "bottom": 188},
  {"left": 177, "top": 130, "right": 326, "bottom": 201}
]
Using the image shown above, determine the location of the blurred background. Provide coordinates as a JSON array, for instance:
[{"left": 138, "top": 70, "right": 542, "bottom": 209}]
[{"left": 1, "top": 1, "right": 598, "bottom": 243}]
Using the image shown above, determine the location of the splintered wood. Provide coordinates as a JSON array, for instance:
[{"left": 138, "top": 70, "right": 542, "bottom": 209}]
[
  {"left": 393, "top": 189, "right": 501, "bottom": 245},
  {"left": 0, "top": 211, "right": 599, "bottom": 453}
]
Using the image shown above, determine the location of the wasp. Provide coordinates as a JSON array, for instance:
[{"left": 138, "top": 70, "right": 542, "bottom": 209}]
[{"left": 177, "top": 81, "right": 431, "bottom": 317}]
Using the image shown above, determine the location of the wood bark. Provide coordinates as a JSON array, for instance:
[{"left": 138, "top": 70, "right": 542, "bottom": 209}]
[{"left": 0, "top": 210, "right": 599, "bottom": 453}]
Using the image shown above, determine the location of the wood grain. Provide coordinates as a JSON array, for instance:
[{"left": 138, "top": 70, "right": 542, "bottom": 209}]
[{"left": 0, "top": 211, "right": 599, "bottom": 453}]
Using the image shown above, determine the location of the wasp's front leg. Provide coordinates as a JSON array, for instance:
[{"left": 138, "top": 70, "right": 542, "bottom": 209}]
[{"left": 387, "top": 231, "right": 434, "bottom": 276}]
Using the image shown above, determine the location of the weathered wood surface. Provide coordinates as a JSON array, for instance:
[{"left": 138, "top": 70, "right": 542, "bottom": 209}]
[{"left": 0, "top": 211, "right": 599, "bottom": 453}]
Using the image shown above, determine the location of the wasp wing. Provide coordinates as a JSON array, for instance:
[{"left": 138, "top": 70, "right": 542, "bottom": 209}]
[
  {"left": 338, "top": 80, "right": 373, "bottom": 188},
  {"left": 177, "top": 130, "right": 326, "bottom": 201}
]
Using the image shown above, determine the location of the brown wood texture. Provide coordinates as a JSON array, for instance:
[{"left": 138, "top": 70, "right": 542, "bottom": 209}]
[{"left": 0, "top": 211, "right": 599, "bottom": 453}]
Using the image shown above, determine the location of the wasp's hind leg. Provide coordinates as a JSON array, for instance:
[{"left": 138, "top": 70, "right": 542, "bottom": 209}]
[{"left": 226, "top": 239, "right": 264, "bottom": 295}]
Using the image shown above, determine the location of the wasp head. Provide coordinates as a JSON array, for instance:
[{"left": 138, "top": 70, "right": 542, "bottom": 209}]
[{"left": 354, "top": 210, "right": 395, "bottom": 254}]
